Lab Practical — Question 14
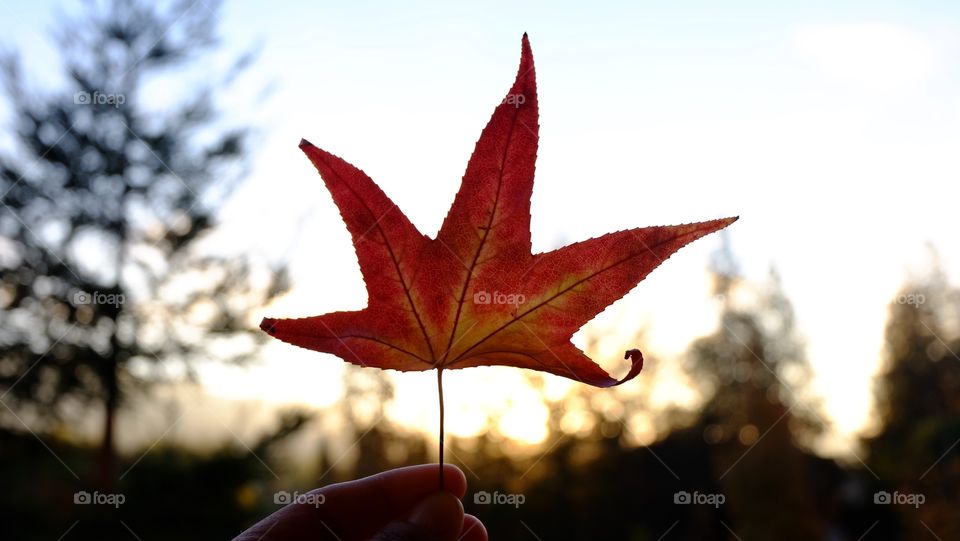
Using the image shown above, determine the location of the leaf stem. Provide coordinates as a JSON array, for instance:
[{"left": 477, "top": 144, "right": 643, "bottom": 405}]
[{"left": 437, "top": 367, "right": 445, "bottom": 491}]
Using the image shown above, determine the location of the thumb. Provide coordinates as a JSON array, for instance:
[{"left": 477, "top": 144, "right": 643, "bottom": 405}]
[{"left": 373, "top": 491, "right": 464, "bottom": 541}]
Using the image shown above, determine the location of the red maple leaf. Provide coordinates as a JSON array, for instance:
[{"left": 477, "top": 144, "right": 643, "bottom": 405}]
[{"left": 262, "top": 34, "right": 735, "bottom": 482}]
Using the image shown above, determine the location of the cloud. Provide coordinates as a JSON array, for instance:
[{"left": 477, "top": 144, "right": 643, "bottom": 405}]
[{"left": 792, "top": 22, "right": 938, "bottom": 91}]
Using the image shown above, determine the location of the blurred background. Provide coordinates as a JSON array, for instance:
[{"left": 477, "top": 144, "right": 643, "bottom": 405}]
[{"left": 1, "top": 0, "right": 958, "bottom": 539}]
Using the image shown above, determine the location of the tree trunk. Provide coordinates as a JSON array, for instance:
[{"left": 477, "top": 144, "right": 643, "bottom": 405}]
[{"left": 97, "top": 355, "right": 119, "bottom": 491}]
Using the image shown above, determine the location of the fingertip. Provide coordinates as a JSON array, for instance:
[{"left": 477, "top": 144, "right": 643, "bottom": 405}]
[
  {"left": 408, "top": 491, "right": 464, "bottom": 540},
  {"left": 460, "top": 514, "right": 488, "bottom": 541}
]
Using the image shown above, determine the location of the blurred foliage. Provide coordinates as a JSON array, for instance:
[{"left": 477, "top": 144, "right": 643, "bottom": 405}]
[
  {"left": 0, "top": 0, "right": 287, "bottom": 489},
  {"left": 0, "top": 410, "right": 306, "bottom": 540},
  {"left": 1, "top": 240, "right": 957, "bottom": 540}
]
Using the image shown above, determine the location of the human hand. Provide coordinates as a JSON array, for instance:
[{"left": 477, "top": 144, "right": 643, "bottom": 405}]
[{"left": 234, "top": 464, "right": 487, "bottom": 541}]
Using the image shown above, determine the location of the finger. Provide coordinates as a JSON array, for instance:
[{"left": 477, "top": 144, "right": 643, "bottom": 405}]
[
  {"left": 335, "top": 463, "right": 468, "bottom": 501},
  {"left": 234, "top": 464, "right": 468, "bottom": 541},
  {"left": 372, "top": 491, "right": 464, "bottom": 541},
  {"left": 459, "top": 514, "right": 488, "bottom": 541},
  {"left": 315, "top": 464, "right": 467, "bottom": 537}
]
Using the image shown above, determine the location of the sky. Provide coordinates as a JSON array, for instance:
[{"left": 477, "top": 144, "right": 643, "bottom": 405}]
[{"left": 3, "top": 0, "right": 960, "bottom": 459}]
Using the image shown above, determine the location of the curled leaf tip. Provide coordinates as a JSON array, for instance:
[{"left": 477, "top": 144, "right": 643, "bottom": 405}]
[{"left": 598, "top": 349, "right": 643, "bottom": 388}]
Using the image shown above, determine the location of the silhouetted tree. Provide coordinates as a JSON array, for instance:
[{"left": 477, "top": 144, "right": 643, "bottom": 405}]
[
  {"left": 684, "top": 238, "right": 828, "bottom": 539},
  {"left": 0, "top": 0, "right": 285, "bottom": 488},
  {"left": 865, "top": 262, "right": 960, "bottom": 539}
]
